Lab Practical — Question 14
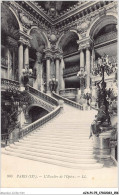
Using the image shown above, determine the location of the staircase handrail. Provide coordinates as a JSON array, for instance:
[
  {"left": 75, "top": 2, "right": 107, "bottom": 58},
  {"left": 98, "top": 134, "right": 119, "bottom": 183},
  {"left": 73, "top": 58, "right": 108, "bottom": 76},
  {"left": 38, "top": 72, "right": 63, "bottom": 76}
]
[
  {"left": 59, "top": 88, "right": 77, "bottom": 94},
  {"left": 19, "top": 106, "right": 61, "bottom": 139},
  {"left": 52, "top": 92, "right": 83, "bottom": 110},
  {"left": 28, "top": 85, "right": 59, "bottom": 106}
]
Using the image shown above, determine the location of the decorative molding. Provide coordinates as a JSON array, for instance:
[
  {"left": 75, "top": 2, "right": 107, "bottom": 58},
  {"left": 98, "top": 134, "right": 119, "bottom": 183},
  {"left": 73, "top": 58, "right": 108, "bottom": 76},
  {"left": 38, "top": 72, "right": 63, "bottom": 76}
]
[
  {"left": 19, "top": 12, "right": 33, "bottom": 28},
  {"left": 44, "top": 48, "right": 62, "bottom": 60},
  {"left": 77, "top": 19, "right": 90, "bottom": 34},
  {"left": 8, "top": 1, "right": 118, "bottom": 36}
]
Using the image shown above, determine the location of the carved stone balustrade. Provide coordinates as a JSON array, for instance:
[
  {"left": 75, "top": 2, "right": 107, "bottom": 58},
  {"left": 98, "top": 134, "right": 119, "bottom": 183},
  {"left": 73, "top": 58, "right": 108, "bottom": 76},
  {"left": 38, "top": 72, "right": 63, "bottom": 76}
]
[
  {"left": 1, "top": 78, "right": 20, "bottom": 93},
  {"left": 94, "top": 31, "right": 117, "bottom": 46},
  {"left": 59, "top": 88, "right": 78, "bottom": 101},
  {"left": 63, "top": 65, "right": 80, "bottom": 77}
]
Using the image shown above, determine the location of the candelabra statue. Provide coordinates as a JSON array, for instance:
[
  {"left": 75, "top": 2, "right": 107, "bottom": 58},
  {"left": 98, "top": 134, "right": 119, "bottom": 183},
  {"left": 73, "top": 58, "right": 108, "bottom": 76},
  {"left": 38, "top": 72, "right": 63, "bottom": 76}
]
[
  {"left": 90, "top": 54, "right": 117, "bottom": 138},
  {"left": 77, "top": 68, "right": 87, "bottom": 94},
  {"left": 92, "top": 55, "right": 117, "bottom": 116},
  {"left": 21, "top": 64, "right": 32, "bottom": 87}
]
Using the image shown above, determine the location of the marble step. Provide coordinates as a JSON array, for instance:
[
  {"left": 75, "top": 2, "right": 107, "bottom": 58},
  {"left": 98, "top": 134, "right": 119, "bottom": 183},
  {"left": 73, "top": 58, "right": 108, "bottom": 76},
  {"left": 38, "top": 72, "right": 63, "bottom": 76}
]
[
  {"left": 5, "top": 147, "right": 97, "bottom": 164},
  {"left": 18, "top": 139, "right": 93, "bottom": 149},
  {"left": 13, "top": 143, "right": 94, "bottom": 155},
  {"left": 26, "top": 134, "right": 90, "bottom": 141},
  {"left": 33, "top": 129, "right": 90, "bottom": 133},
  {"left": 10, "top": 144, "right": 94, "bottom": 158},
  {"left": 2, "top": 149, "right": 103, "bottom": 169},
  {"left": 15, "top": 142, "right": 93, "bottom": 152},
  {"left": 23, "top": 137, "right": 93, "bottom": 145}
]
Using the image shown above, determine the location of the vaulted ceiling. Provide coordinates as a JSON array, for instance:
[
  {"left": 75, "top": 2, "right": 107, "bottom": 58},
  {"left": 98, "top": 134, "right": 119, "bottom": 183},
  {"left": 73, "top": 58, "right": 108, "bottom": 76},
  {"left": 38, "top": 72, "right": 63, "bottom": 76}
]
[{"left": 34, "top": 1, "right": 78, "bottom": 16}]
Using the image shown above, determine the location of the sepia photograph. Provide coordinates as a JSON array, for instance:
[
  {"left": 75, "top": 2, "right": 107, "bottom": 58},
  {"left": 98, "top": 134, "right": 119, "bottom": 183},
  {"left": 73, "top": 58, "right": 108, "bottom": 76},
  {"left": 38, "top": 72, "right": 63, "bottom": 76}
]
[{"left": 1, "top": 0, "right": 118, "bottom": 193}]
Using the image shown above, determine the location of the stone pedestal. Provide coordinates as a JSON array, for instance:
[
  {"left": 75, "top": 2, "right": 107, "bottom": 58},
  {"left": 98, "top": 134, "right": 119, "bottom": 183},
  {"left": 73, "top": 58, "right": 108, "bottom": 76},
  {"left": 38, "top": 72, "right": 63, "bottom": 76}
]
[{"left": 93, "top": 130, "right": 113, "bottom": 158}]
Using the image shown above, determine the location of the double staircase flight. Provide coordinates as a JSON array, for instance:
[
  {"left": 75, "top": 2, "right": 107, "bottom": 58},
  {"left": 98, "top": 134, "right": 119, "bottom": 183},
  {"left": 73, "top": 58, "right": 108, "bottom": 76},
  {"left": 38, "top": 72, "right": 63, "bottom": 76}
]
[{"left": 2, "top": 101, "right": 104, "bottom": 169}]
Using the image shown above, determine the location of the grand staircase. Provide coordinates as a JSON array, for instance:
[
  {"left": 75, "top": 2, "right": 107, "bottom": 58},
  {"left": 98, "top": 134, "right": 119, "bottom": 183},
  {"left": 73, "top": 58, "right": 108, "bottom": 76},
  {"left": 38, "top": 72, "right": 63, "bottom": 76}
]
[{"left": 2, "top": 104, "right": 104, "bottom": 169}]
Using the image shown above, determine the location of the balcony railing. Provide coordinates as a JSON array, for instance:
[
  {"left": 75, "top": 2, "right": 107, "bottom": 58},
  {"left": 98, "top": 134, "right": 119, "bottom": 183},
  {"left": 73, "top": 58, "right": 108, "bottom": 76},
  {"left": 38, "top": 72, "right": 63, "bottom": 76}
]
[
  {"left": 59, "top": 88, "right": 77, "bottom": 95},
  {"left": 95, "top": 31, "right": 117, "bottom": 45},
  {"left": 52, "top": 92, "right": 83, "bottom": 110},
  {"left": 1, "top": 78, "right": 20, "bottom": 93},
  {"left": 59, "top": 88, "right": 78, "bottom": 100},
  {"left": 63, "top": 65, "right": 80, "bottom": 76}
]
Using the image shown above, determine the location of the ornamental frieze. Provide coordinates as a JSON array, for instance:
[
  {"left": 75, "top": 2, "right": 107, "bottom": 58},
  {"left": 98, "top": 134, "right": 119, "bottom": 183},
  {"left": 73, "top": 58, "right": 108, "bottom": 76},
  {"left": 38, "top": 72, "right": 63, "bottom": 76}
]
[
  {"left": 77, "top": 19, "right": 90, "bottom": 34},
  {"left": 19, "top": 12, "right": 34, "bottom": 28},
  {"left": 44, "top": 48, "right": 62, "bottom": 60}
]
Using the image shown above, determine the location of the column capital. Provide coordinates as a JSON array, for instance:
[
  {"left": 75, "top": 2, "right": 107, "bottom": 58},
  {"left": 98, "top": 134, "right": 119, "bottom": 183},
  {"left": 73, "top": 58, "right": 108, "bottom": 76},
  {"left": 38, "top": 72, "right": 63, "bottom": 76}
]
[
  {"left": 44, "top": 48, "right": 53, "bottom": 60},
  {"left": 44, "top": 48, "right": 63, "bottom": 60},
  {"left": 18, "top": 38, "right": 31, "bottom": 47},
  {"left": 55, "top": 53, "right": 62, "bottom": 61},
  {"left": 77, "top": 38, "right": 93, "bottom": 51}
]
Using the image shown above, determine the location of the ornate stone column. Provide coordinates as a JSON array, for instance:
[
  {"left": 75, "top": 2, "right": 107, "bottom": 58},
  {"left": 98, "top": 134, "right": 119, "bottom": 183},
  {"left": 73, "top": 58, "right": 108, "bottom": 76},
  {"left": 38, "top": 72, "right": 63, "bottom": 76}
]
[
  {"left": 80, "top": 49, "right": 85, "bottom": 68},
  {"left": 44, "top": 49, "right": 53, "bottom": 94},
  {"left": 24, "top": 45, "right": 29, "bottom": 66},
  {"left": 18, "top": 41, "right": 24, "bottom": 83},
  {"left": 92, "top": 47, "right": 95, "bottom": 69},
  {"left": 78, "top": 41, "right": 85, "bottom": 69},
  {"left": 60, "top": 57, "right": 65, "bottom": 90},
  {"left": 55, "top": 54, "right": 61, "bottom": 93},
  {"left": 46, "top": 57, "right": 51, "bottom": 93},
  {"left": 37, "top": 52, "right": 43, "bottom": 91},
  {"left": 86, "top": 46, "right": 91, "bottom": 88}
]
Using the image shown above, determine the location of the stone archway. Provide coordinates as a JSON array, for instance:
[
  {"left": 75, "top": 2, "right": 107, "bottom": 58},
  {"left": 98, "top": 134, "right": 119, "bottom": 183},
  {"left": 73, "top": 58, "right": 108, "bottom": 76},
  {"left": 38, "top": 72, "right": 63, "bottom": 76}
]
[
  {"left": 57, "top": 31, "right": 80, "bottom": 89},
  {"left": 29, "top": 29, "right": 50, "bottom": 90},
  {"left": 27, "top": 105, "right": 49, "bottom": 123},
  {"left": 89, "top": 14, "right": 117, "bottom": 93},
  {"left": 89, "top": 15, "right": 117, "bottom": 60},
  {"left": 1, "top": 3, "right": 20, "bottom": 81},
  {"left": 88, "top": 15, "right": 117, "bottom": 39}
]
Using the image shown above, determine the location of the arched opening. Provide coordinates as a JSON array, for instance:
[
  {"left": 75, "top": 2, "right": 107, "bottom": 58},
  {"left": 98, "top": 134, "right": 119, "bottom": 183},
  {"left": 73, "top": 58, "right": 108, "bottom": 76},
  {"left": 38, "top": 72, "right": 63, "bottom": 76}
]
[
  {"left": 59, "top": 31, "right": 80, "bottom": 89},
  {"left": 90, "top": 16, "right": 117, "bottom": 67},
  {"left": 28, "top": 106, "right": 48, "bottom": 123},
  {"left": 1, "top": 3, "right": 20, "bottom": 81},
  {"left": 29, "top": 29, "right": 48, "bottom": 88}
]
